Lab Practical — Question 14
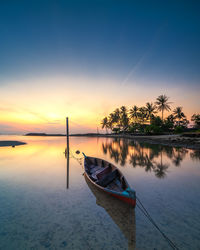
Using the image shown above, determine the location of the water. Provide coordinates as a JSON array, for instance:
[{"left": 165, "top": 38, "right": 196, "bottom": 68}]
[{"left": 0, "top": 135, "right": 200, "bottom": 249}]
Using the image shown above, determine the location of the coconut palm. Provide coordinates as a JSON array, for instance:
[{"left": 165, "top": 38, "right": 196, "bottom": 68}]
[
  {"left": 101, "top": 117, "right": 109, "bottom": 133},
  {"left": 145, "top": 102, "right": 157, "bottom": 123},
  {"left": 155, "top": 94, "right": 171, "bottom": 121},
  {"left": 129, "top": 105, "right": 139, "bottom": 123},
  {"left": 191, "top": 114, "right": 200, "bottom": 129},
  {"left": 173, "top": 106, "right": 186, "bottom": 126},
  {"left": 113, "top": 108, "right": 121, "bottom": 128},
  {"left": 108, "top": 112, "right": 115, "bottom": 130},
  {"left": 138, "top": 107, "right": 147, "bottom": 124},
  {"left": 120, "top": 106, "right": 129, "bottom": 131}
]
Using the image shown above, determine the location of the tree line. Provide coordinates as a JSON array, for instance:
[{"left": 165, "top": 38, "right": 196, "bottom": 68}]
[{"left": 101, "top": 94, "right": 200, "bottom": 134}]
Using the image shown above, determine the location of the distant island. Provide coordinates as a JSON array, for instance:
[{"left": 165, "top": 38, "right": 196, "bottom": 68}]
[
  {"left": 25, "top": 132, "right": 103, "bottom": 137},
  {"left": 70, "top": 133, "right": 102, "bottom": 137},
  {"left": 25, "top": 133, "right": 66, "bottom": 136}
]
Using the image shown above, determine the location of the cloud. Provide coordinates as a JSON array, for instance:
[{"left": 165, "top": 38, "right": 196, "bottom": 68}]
[{"left": 121, "top": 22, "right": 167, "bottom": 86}]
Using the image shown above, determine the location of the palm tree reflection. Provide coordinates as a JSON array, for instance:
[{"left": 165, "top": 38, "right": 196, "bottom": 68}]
[
  {"left": 101, "top": 139, "right": 198, "bottom": 179},
  {"left": 154, "top": 163, "right": 169, "bottom": 178},
  {"left": 190, "top": 150, "right": 200, "bottom": 162},
  {"left": 171, "top": 148, "right": 188, "bottom": 167}
]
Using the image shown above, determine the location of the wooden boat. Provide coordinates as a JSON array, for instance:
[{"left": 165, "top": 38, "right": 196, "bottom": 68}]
[
  {"left": 83, "top": 154, "right": 136, "bottom": 207},
  {"left": 85, "top": 175, "right": 136, "bottom": 249}
]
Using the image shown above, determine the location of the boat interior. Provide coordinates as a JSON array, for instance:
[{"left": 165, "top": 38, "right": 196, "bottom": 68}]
[{"left": 85, "top": 157, "right": 128, "bottom": 192}]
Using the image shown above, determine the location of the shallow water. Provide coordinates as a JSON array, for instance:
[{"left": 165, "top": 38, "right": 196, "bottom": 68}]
[{"left": 0, "top": 135, "right": 200, "bottom": 249}]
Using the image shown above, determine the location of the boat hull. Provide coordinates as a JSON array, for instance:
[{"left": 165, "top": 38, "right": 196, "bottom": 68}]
[
  {"left": 107, "top": 191, "right": 136, "bottom": 207},
  {"left": 84, "top": 170, "right": 136, "bottom": 207}
]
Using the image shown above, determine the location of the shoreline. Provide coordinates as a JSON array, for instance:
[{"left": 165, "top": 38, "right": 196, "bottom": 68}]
[
  {"left": 1, "top": 134, "right": 199, "bottom": 150},
  {"left": 70, "top": 133, "right": 200, "bottom": 150}
]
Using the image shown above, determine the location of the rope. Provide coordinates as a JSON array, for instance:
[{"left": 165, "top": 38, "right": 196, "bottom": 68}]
[
  {"left": 136, "top": 196, "right": 179, "bottom": 250},
  {"left": 64, "top": 148, "right": 84, "bottom": 167}
]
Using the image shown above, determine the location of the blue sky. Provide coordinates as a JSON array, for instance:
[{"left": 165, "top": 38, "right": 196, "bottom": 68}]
[{"left": 0, "top": 0, "right": 200, "bottom": 133}]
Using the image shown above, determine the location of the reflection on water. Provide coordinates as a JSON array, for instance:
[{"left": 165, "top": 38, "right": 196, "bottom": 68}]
[
  {"left": 0, "top": 135, "right": 200, "bottom": 249},
  {"left": 85, "top": 175, "right": 136, "bottom": 250},
  {"left": 102, "top": 138, "right": 200, "bottom": 179}
]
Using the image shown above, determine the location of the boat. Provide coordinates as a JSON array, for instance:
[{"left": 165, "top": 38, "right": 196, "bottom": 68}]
[
  {"left": 85, "top": 175, "right": 136, "bottom": 249},
  {"left": 83, "top": 154, "right": 136, "bottom": 207}
]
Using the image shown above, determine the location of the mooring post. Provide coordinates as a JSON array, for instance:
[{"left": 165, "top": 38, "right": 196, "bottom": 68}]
[
  {"left": 66, "top": 117, "right": 69, "bottom": 189},
  {"left": 66, "top": 117, "right": 69, "bottom": 153}
]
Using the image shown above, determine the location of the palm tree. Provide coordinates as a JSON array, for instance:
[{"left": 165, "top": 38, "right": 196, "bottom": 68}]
[
  {"left": 155, "top": 94, "right": 171, "bottom": 121},
  {"left": 191, "top": 114, "right": 200, "bottom": 129},
  {"left": 129, "top": 105, "right": 139, "bottom": 123},
  {"left": 145, "top": 102, "right": 157, "bottom": 123},
  {"left": 113, "top": 108, "right": 120, "bottom": 128},
  {"left": 108, "top": 112, "right": 115, "bottom": 130},
  {"left": 173, "top": 106, "right": 185, "bottom": 126},
  {"left": 101, "top": 117, "right": 109, "bottom": 133},
  {"left": 120, "top": 106, "right": 129, "bottom": 131},
  {"left": 138, "top": 107, "right": 147, "bottom": 124}
]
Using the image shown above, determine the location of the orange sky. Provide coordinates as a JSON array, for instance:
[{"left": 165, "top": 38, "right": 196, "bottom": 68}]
[{"left": 0, "top": 74, "right": 199, "bottom": 134}]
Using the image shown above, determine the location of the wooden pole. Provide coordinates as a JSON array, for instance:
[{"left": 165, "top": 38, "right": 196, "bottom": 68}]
[
  {"left": 66, "top": 117, "right": 69, "bottom": 189},
  {"left": 66, "top": 118, "right": 69, "bottom": 149}
]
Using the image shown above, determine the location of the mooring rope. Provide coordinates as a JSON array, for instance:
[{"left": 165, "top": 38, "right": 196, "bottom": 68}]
[
  {"left": 136, "top": 196, "right": 179, "bottom": 250},
  {"left": 66, "top": 148, "right": 84, "bottom": 166}
]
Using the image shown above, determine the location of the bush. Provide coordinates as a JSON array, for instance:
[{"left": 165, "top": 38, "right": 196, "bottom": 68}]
[
  {"left": 151, "top": 116, "right": 163, "bottom": 127},
  {"left": 128, "top": 123, "right": 142, "bottom": 133},
  {"left": 128, "top": 125, "right": 137, "bottom": 133},
  {"left": 112, "top": 127, "right": 120, "bottom": 134},
  {"left": 174, "top": 126, "right": 184, "bottom": 134},
  {"left": 144, "top": 125, "right": 163, "bottom": 134}
]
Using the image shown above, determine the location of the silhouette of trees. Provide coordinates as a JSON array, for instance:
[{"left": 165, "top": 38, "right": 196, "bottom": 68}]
[
  {"left": 129, "top": 105, "right": 139, "bottom": 123},
  {"left": 101, "top": 117, "right": 109, "bottom": 133},
  {"left": 191, "top": 114, "right": 200, "bottom": 129},
  {"left": 100, "top": 94, "right": 199, "bottom": 135},
  {"left": 173, "top": 106, "right": 188, "bottom": 127},
  {"left": 145, "top": 102, "right": 157, "bottom": 123},
  {"left": 155, "top": 94, "right": 171, "bottom": 121}
]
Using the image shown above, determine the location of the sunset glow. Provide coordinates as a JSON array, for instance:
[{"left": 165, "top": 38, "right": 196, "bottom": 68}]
[{"left": 0, "top": 1, "right": 199, "bottom": 134}]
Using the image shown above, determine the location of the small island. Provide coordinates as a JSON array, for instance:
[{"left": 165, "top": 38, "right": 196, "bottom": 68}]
[{"left": 25, "top": 133, "right": 66, "bottom": 136}]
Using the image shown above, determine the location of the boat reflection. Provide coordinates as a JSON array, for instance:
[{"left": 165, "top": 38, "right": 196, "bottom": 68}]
[
  {"left": 85, "top": 175, "right": 136, "bottom": 250},
  {"left": 102, "top": 138, "right": 200, "bottom": 178}
]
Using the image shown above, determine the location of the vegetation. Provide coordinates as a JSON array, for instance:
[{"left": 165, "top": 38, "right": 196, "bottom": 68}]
[
  {"left": 100, "top": 94, "right": 197, "bottom": 135},
  {"left": 155, "top": 94, "right": 171, "bottom": 121},
  {"left": 191, "top": 114, "right": 200, "bottom": 129}
]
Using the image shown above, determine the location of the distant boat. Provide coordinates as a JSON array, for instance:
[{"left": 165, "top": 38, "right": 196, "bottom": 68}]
[
  {"left": 85, "top": 174, "right": 136, "bottom": 249},
  {"left": 83, "top": 154, "right": 136, "bottom": 207}
]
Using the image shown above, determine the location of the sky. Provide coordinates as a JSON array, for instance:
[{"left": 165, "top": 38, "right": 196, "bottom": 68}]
[{"left": 0, "top": 0, "right": 200, "bottom": 134}]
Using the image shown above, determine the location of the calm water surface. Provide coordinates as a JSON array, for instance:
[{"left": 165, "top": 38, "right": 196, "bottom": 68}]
[{"left": 0, "top": 135, "right": 200, "bottom": 249}]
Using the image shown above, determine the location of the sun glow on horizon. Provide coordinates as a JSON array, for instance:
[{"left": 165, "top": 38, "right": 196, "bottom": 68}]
[{"left": 0, "top": 74, "right": 199, "bottom": 134}]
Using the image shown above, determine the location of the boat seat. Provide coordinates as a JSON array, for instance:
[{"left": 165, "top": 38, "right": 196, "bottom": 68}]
[
  {"left": 96, "top": 166, "right": 111, "bottom": 180},
  {"left": 96, "top": 169, "right": 118, "bottom": 187},
  {"left": 90, "top": 166, "right": 110, "bottom": 181},
  {"left": 89, "top": 165, "right": 102, "bottom": 174}
]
